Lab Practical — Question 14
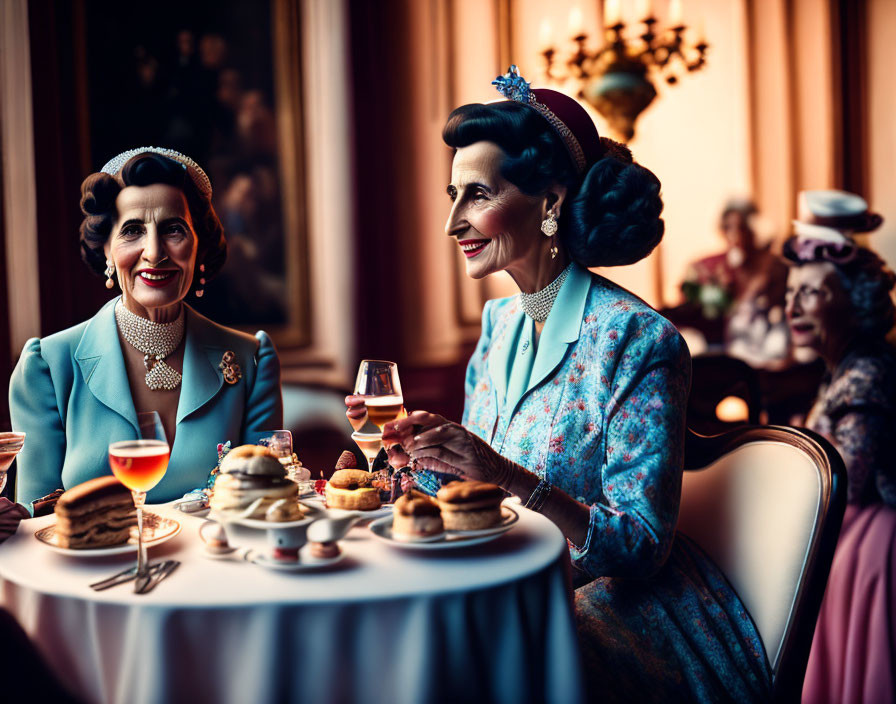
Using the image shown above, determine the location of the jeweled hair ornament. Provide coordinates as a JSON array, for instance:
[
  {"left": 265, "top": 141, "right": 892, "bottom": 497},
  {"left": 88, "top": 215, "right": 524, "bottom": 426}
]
[
  {"left": 492, "top": 65, "right": 602, "bottom": 175},
  {"left": 101, "top": 147, "right": 212, "bottom": 199}
]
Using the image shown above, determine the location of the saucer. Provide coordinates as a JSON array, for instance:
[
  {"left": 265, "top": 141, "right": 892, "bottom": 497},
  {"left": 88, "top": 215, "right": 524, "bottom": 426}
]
[{"left": 245, "top": 544, "right": 345, "bottom": 572}]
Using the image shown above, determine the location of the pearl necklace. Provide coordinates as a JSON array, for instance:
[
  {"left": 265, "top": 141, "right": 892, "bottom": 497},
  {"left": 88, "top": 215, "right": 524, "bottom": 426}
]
[
  {"left": 115, "top": 301, "right": 185, "bottom": 390},
  {"left": 519, "top": 263, "right": 572, "bottom": 322}
]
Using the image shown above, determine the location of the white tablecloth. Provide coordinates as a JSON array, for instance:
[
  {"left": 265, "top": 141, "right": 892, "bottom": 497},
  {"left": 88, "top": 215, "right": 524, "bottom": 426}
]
[{"left": 0, "top": 505, "right": 584, "bottom": 704}]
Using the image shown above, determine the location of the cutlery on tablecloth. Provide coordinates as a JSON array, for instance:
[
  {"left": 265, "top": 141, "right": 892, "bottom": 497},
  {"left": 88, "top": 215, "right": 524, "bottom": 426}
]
[
  {"left": 91, "top": 560, "right": 177, "bottom": 592},
  {"left": 135, "top": 560, "right": 180, "bottom": 594}
]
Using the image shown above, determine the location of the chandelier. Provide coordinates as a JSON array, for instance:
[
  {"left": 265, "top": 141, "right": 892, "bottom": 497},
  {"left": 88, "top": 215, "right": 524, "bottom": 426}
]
[{"left": 540, "top": 1, "right": 708, "bottom": 142}]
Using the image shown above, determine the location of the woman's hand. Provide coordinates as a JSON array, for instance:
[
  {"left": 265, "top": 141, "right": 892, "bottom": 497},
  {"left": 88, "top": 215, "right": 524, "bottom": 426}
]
[
  {"left": 344, "top": 394, "right": 367, "bottom": 431},
  {"left": 0, "top": 498, "right": 30, "bottom": 543},
  {"left": 383, "top": 410, "right": 519, "bottom": 488}
]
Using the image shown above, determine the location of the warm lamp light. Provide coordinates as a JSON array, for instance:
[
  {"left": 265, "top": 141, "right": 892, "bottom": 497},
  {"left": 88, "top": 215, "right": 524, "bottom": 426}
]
[
  {"left": 569, "top": 6, "right": 585, "bottom": 38},
  {"left": 715, "top": 396, "right": 749, "bottom": 423}
]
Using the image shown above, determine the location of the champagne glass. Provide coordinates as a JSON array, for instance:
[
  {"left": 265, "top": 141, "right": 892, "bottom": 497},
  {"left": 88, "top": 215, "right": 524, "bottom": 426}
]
[
  {"left": 0, "top": 432, "right": 26, "bottom": 495},
  {"left": 354, "top": 360, "right": 404, "bottom": 431},
  {"left": 109, "top": 412, "right": 169, "bottom": 584},
  {"left": 353, "top": 360, "right": 404, "bottom": 477},
  {"left": 352, "top": 430, "right": 385, "bottom": 473}
]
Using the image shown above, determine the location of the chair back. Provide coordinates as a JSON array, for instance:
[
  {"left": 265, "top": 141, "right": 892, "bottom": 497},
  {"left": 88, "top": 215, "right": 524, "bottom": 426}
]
[{"left": 678, "top": 426, "right": 845, "bottom": 702}]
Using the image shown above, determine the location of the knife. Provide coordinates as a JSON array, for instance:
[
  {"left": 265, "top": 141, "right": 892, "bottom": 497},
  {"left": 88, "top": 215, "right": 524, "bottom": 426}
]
[{"left": 90, "top": 565, "right": 139, "bottom": 591}]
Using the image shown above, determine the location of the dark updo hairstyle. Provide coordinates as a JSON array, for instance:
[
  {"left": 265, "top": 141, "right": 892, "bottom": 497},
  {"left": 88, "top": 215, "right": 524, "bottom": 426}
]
[
  {"left": 783, "top": 238, "right": 896, "bottom": 339},
  {"left": 79, "top": 153, "right": 227, "bottom": 290},
  {"left": 442, "top": 101, "right": 664, "bottom": 267}
]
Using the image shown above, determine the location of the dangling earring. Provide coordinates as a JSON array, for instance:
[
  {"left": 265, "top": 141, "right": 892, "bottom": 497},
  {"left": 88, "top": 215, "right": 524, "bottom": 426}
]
[
  {"left": 541, "top": 212, "right": 559, "bottom": 259},
  {"left": 195, "top": 263, "right": 206, "bottom": 298},
  {"left": 105, "top": 259, "right": 116, "bottom": 289}
]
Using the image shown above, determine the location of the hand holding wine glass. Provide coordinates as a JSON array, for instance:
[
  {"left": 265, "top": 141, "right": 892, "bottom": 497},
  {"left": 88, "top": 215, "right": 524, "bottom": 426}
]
[
  {"left": 354, "top": 360, "right": 404, "bottom": 431},
  {"left": 109, "top": 412, "right": 170, "bottom": 587},
  {"left": 0, "top": 432, "right": 26, "bottom": 496}
]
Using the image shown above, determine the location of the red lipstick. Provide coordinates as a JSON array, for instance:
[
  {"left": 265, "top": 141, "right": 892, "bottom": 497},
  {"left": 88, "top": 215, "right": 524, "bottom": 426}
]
[
  {"left": 458, "top": 239, "right": 490, "bottom": 259},
  {"left": 136, "top": 268, "right": 179, "bottom": 288}
]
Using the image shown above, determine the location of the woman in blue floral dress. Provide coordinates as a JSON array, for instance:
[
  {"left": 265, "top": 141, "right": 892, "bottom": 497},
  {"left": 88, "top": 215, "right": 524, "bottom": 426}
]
[{"left": 368, "top": 67, "right": 771, "bottom": 702}]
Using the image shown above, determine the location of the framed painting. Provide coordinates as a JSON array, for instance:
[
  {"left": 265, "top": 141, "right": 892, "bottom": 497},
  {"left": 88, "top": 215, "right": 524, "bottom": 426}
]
[{"left": 82, "top": 0, "right": 310, "bottom": 345}]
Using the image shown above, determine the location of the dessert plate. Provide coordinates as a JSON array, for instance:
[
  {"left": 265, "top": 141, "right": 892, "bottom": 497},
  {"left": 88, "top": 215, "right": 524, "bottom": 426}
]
[
  {"left": 368, "top": 506, "right": 518, "bottom": 550},
  {"left": 225, "top": 500, "right": 325, "bottom": 530},
  {"left": 324, "top": 505, "right": 394, "bottom": 520},
  {"left": 303, "top": 495, "right": 394, "bottom": 521},
  {"left": 35, "top": 512, "right": 181, "bottom": 556},
  {"left": 245, "top": 545, "right": 345, "bottom": 572}
]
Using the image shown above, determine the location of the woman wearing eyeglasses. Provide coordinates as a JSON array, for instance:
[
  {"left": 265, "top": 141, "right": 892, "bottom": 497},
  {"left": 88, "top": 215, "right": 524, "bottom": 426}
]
[{"left": 783, "top": 190, "right": 896, "bottom": 704}]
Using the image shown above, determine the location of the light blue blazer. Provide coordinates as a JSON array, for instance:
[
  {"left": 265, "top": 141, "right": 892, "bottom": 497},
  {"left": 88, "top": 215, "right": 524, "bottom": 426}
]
[{"left": 9, "top": 298, "right": 282, "bottom": 508}]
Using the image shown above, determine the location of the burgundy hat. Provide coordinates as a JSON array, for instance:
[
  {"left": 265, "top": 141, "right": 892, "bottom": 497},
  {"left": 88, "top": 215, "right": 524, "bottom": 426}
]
[
  {"left": 784, "top": 190, "right": 884, "bottom": 265},
  {"left": 493, "top": 66, "right": 603, "bottom": 174}
]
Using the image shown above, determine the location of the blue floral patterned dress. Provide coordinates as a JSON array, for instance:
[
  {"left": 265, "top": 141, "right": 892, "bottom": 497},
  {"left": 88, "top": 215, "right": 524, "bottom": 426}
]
[{"left": 421, "top": 264, "right": 772, "bottom": 702}]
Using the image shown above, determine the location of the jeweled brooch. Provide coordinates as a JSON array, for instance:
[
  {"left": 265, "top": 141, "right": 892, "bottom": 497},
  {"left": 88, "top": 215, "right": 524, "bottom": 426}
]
[{"left": 219, "top": 351, "right": 242, "bottom": 385}]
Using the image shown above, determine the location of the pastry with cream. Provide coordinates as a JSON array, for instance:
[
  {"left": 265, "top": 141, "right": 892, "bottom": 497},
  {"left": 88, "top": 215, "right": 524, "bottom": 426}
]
[
  {"left": 209, "top": 444, "right": 302, "bottom": 520},
  {"left": 392, "top": 490, "right": 443, "bottom": 539},
  {"left": 436, "top": 480, "right": 504, "bottom": 531},
  {"left": 54, "top": 476, "right": 136, "bottom": 548},
  {"left": 325, "top": 468, "right": 381, "bottom": 510}
]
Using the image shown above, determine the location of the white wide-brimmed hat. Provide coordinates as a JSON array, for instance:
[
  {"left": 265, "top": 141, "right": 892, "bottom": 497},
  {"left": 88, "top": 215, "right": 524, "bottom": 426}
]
[{"left": 792, "top": 190, "right": 882, "bottom": 243}]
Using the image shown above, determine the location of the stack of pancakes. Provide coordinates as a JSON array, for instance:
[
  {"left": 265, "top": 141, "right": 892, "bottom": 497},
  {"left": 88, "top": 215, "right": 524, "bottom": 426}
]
[
  {"left": 55, "top": 476, "right": 136, "bottom": 548},
  {"left": 209, "top": 445, "right": 302, "bottom": 520}
]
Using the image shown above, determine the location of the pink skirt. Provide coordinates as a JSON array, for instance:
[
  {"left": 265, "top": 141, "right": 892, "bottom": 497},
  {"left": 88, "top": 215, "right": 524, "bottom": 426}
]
[{"left": 803, "top": 503, "right": 896, "bottom": 703}]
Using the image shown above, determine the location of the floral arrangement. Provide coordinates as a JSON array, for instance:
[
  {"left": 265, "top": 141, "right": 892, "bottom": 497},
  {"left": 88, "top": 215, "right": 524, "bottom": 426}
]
[{"left": 681, "top": 264, "right": 733, "bottom": 320}]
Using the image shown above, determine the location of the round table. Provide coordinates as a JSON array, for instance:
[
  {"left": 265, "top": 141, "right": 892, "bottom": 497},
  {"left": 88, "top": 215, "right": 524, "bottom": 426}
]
[{"left": 0, "top": 504, "right": 585, "bottom": 704}]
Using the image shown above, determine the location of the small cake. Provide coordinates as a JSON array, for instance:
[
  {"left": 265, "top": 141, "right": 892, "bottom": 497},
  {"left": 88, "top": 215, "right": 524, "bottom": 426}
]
[
  {"left": 392, "top": 490, "right": 443, "bottom": 539},
  {"left": 325, "top": 468, "right": 381, "bottom": 510},
  {"left": 54, "top": 476, "right": 136, "bottom": 548},
  {"left": 209, "top": 444, "right": 301, "bottom": 520},
  {"left": 436, "top": 480, "right": 505, "bottom": 531},
  {"left": 335, "top": 450, "right": 358, "bottom": 470},
  {"left": 309, "top": 541, "right": 341, "bottom": 559}
]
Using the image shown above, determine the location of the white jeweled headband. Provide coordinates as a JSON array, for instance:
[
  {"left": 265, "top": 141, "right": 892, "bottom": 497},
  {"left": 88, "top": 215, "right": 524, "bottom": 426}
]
[
  {"left": 101, "top": 147, "right": 212, "bottom": 199},
  {"left": 492, "top": 65, "right": 588, "bottom": 174}
]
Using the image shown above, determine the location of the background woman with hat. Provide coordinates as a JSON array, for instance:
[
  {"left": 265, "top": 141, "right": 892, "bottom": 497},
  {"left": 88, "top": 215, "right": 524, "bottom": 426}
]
[
  {"left": 366, "top": 67, "right": 771, "bottom": 702},
  {"left": 9, "top": 148, "right": 283, "bottom": 509},
  {"left": 783, "top": 190, "right": 896, "bottom": 703}
]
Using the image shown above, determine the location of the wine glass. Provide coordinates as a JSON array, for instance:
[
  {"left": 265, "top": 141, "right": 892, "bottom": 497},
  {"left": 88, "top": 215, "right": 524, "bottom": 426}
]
[
  {"left": 268, "top": 430, "right": 293, "bottom": 464},
  {"left": 354, "top": 360, "right": 404, "bottom": 432},
  {"left": 109, "top": 412, "right": 170, "bottom": 585},
  {"left": 0, "top": 432, "right": 26, "bottom": 495}
]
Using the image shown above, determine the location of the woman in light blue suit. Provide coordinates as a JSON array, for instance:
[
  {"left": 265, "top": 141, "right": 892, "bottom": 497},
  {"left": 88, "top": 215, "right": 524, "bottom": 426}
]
[
  {"left": 378, "top": 68, "right": 772, "bottom": 702},
  {"left": 10, "top": 148, "right": 282, "bottom": 509}
]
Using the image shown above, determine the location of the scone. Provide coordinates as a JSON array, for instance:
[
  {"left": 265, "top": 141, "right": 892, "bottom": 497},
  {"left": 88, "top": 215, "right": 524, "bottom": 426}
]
[
  {"left": 325, "top": 468, "right": 381, "bottom": 510},
  {"left": 55, "top": 476, "right": 136, "bottom": 548},
  {"left": 436, "top": 480, "right": 504, "bottom": 531},
  {"left": 209, "top": 444, "right": 301, "bottom": 520},
  {"left": 392, "top": 490, "right": 443, "bottom": 539}
]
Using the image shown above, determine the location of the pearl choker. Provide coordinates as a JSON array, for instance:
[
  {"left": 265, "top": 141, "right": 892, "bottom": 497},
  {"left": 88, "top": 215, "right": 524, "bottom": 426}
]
[
  {"left": 519, "top": 263, "right": 572, "bottom": 322},
  {"left": 115, "top": 301, "right": 185, "bottom": 390}
]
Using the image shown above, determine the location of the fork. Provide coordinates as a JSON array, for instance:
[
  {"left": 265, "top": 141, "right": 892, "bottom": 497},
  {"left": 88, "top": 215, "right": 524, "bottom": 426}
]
[{"left": 135, "top": 560, "right": 180, "bottom": 594}]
